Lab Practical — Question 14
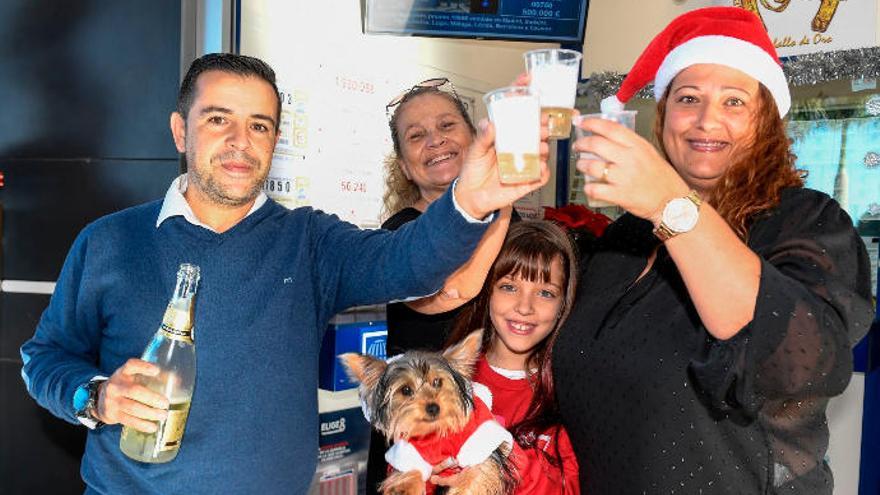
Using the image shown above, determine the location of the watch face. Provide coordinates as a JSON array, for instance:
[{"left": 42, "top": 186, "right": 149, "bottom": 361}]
[
  {"left": 663, "top": 197, "right": 699, "bottom": 232},
  {"left": 73, "top": 385, "right": 90, "bottom": 411}
]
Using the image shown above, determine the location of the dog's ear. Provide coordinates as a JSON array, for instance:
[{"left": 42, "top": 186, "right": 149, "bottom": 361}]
[
  {"left": 339, "top": 353, "right": 387, "bottom": 389},
  {"left": 442, "top": 329, "right": 483, "bottom": 379}
]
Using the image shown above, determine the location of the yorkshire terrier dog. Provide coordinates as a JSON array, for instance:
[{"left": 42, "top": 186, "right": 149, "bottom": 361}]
[{"left": 340, "top": 330, "right": 515, "bottom": 495}]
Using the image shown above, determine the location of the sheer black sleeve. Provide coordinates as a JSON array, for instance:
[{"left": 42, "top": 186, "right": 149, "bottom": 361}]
[{"left": 690, "top": 188, "right": 874, "bottom": 416}]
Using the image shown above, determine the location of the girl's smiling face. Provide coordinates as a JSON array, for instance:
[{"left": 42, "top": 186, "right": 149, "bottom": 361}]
[{"left": 487, "top": 256, "right": 565, "bottom": 370}]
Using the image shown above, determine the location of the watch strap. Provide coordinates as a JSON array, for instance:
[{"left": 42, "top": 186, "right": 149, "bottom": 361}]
[
  {"left": 686, "top": 190, "right": 703, "bottom": 207},
  {"left": 74, "top": 377, "right": 108, "bottom": 429},
  {"left": 653, "top": 222, "right": 677, "bottom": 242}
]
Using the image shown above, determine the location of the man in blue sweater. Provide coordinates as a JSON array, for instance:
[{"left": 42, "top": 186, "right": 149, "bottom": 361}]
[{"left": 20, "top": 53, "right": 549, "bottom": 494}]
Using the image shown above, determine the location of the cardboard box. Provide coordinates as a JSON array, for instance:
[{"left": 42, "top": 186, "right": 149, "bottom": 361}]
[{"left": 319, "top": 320, "right": 387, "bottom": 391}]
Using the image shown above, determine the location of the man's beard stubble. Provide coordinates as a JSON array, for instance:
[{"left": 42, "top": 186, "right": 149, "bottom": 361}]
[{"left": 188, "top": 150, "right": 265, "bottom": 207}]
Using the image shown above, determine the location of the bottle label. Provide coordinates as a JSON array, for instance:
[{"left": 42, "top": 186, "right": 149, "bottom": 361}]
[
  {"left": 157, "top": 401, "right": 192, "bottom": 452},
  {"left": 160, "top": 323, "right": 193, "bottom": 344}
]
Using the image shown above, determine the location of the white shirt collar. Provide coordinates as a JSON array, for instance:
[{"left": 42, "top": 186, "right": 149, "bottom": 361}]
[
  {"left": 156, "top": 174, "right": 268, "bottom": 232},
  {"left": 488, "top": 363, "right": 529, "bottom": 380}
]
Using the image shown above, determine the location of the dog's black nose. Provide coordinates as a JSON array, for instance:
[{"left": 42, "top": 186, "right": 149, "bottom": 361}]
[{"left": 425, "top": 403, "right": 440, "bottom": 417}]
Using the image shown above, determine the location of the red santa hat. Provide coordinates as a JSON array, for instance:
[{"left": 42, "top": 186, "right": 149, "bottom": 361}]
[{"left": 601, "top": 6, "right": 790, "bottom": 116}]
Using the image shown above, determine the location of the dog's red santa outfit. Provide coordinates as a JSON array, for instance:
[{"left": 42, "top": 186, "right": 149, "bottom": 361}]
[{"left": 384, "top": 383, "right": 512, "bottom": 493}]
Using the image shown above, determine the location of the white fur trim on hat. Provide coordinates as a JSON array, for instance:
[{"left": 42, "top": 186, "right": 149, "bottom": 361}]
[
  {"left": 600, "top": 95, "right": 625, "bottom": 114},
  {"left": 654, "top": 35, "right": 790, "bottom": 116}
]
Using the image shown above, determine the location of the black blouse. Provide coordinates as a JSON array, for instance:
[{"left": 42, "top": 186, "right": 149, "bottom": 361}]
[
  {"left": 382, "top": 207, "right": 461, "bottom": 354},
  {"left": 553, "top": 188, "right": 873, "bottom": 494}
]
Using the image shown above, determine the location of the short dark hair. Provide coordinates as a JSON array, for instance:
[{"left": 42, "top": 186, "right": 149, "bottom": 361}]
[{"left": 177, "top": 53, "right": 282, "bottom": 127}]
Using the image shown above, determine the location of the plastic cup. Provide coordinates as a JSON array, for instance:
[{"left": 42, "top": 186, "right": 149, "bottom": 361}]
[
  {"left": 525, "top": 48, "right": 582, "bottom": 140},
  {"left": 572, "top": 110, "right": 638, "bottom": 208},
  {"left": 483, "top": 86, "right": 541, "bottom": 184}
]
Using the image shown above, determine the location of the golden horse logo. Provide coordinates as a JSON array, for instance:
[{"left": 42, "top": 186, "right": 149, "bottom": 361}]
[{"left": 734, "top": 0, "right": 841, "bottom": 33}]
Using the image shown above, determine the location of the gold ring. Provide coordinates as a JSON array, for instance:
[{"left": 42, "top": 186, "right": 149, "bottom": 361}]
[{"left": 601, "top": 163, "right": 610, "bottom": 182}]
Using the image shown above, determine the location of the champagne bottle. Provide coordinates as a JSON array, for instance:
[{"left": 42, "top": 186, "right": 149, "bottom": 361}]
[{"left": 120, "top": 263, "right": 200, "bottom": 463}]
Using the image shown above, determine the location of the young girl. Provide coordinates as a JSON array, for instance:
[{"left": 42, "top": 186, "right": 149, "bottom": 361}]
[{"left": 435, "top": 220, "right": 580, "bottom": 494}]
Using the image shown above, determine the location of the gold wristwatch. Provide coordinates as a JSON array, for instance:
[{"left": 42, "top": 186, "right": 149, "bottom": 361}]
[{"left": 653, "top": 190, "right": 702, "bottom": 241}]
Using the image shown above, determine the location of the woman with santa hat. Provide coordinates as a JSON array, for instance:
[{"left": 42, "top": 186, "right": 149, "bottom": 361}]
[{"left": 553, "top": 6, "right": 873, "bottom": 493}]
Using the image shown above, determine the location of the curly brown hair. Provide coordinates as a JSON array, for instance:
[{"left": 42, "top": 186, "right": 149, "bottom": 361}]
[
  {"left": 381, "top": 152, "right": 421, "bottom": 220},
  {"left": 653, "top": 84, "right": 804, "bottom": 239},
  {"left": 381, "top": 87, "right": 476, "bottom": 220}
]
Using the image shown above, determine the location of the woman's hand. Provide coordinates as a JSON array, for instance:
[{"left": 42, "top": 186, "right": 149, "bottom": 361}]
[{"left": 572, "top": 116, "right": 690, "bottom": 224}]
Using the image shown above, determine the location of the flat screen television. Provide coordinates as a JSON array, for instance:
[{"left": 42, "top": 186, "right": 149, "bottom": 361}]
[{"left": 365, "top": 0, "right": 589, "bottom": 44}]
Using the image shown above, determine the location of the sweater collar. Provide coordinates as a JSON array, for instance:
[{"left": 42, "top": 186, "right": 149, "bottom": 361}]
[{"left": 156, "top": 174, "right": 268, "bottom": 232}]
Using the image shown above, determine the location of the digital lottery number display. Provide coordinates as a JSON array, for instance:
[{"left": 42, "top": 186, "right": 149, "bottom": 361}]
[{"left": 366, "top": 0, "right": 589, "bottom": 43}]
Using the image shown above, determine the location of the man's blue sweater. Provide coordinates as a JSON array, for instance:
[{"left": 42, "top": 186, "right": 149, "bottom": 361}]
[{"left": 20, "top": 188, "right": 487, "bottom": 494}]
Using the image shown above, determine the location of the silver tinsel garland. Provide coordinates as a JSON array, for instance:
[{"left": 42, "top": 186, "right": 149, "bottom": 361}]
[
  {"left": 866, "top": 94, "right": 880, "bottom": 116},
  {"left": 579, "top": 45, "right": 880, "bottom": 110}
]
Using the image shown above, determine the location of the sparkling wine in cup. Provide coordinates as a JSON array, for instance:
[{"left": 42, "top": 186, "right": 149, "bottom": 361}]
[
  {"left": 483, "top": 86, "right": 542, "bottom": 184},
  {"left": 525, "top": 48, "right": 582, "bottom": 140}
]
